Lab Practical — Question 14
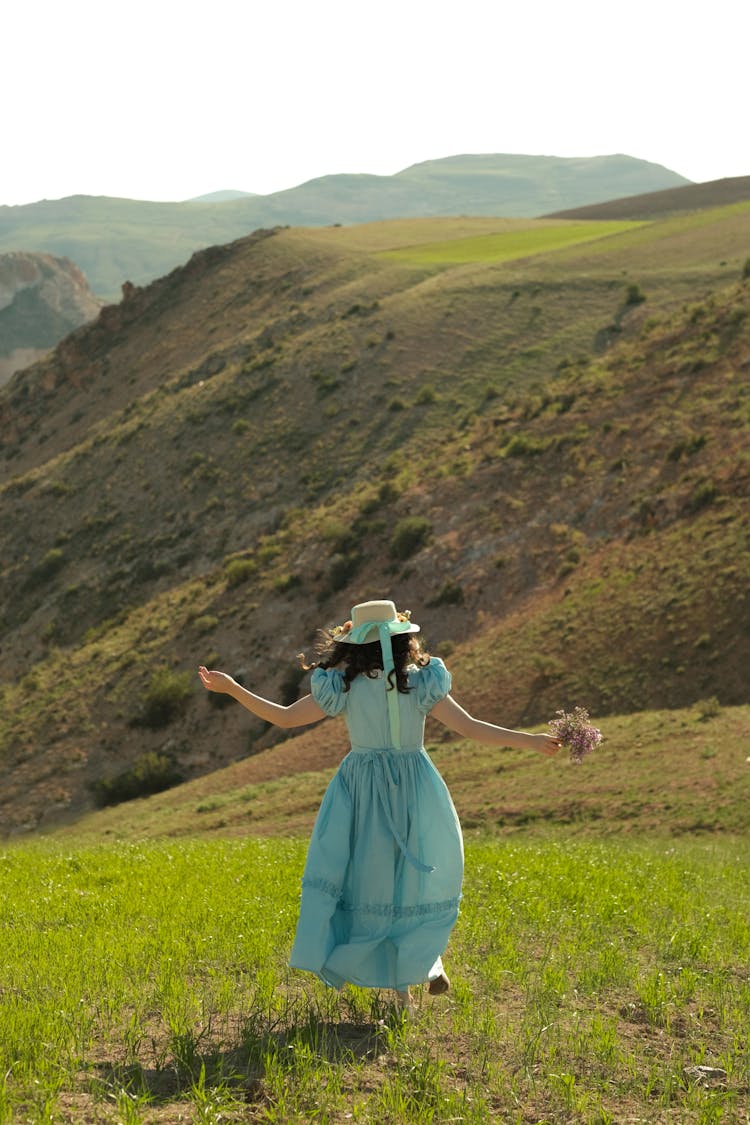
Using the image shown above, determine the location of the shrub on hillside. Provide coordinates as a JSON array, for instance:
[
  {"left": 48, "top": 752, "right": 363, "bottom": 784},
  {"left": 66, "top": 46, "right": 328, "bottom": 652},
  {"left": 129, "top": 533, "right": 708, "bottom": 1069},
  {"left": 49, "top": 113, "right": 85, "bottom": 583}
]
[
  {"left": 280, "top": 666, "right": 306, "bottom": 706},
  {"left": 326, "top": 551, "right": 363, "bottom": 593},
  {"left": 503, "top": 433, "right": 552, "bottom": 457},
  {"left": 92, "top": 751, "right": 184, "bottom": 806},
  {"left": 390, "top": 517, "right": 432, "bottom": 560},
  {"left": 378, "top": 481, "right": 400, "bottom": 504},
  {"left": 625, "top": 283, "right": 647, "bottom": 306},
  {"left": 667, "top": 433, "right": 707, "bottom": 461},
  {"left": 273, "top": 572, "right": 302, "bottom": 594},
  {"left": 695, "top": 696, "right": 721, "bottom": 721},
  {"left": 321, "top": 519, "right": 355, "bottom": 554},
  {"left": 311, "top": 371, "right": 340, "bottom": 396},
  {"left": 26, "top": 548, "right": 66, "bottom": 588},
  {"left": 225, "top": 557, "right": 258, "bottom": 587},
  {"left": 192, "top": 614, "right": 219, "bottom": 634},
  {"left": 688, "top": 479, "right": 717, "bottom": 512},
  {"left": 428, "top": 579, "right": 465, "bottom": 607},
  {"left": 134, "top": 667, "right": 193, "bottom": 729},
  {"left": 416, "top": 385, "right": 437, "bottom": 405}
]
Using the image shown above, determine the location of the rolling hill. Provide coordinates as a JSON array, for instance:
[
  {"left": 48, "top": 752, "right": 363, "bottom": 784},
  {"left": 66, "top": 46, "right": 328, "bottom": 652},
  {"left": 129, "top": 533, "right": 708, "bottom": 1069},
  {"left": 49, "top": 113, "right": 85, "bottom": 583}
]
[
  {"left": 544, "top": 174, "right": 750, "bottom": 220},
  {"left": 0, "top": 153, "right": 688, "bottom": 299},
  {"left": 1, "top": 201, "right": 749, "bottom": 837}
]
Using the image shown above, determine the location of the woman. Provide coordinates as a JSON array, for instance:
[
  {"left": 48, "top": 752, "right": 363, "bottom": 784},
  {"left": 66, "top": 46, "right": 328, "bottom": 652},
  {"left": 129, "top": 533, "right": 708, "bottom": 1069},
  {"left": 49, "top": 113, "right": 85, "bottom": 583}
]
[{"left": 199, "top": 599, "right": 560, "bottom": 1009}]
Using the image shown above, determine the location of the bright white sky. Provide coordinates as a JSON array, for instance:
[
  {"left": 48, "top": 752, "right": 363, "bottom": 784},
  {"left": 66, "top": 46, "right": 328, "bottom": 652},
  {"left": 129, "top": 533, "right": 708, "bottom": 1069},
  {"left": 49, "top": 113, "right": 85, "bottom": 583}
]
[{"left": 3, "top": 0, "right": 746, "bottom": 206}]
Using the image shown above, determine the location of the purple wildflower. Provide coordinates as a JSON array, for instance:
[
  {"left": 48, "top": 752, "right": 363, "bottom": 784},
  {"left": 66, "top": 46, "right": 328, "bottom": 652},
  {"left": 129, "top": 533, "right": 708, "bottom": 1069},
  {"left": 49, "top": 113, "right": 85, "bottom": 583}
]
[{"left": 548, "top": 707, "right": 603, "bottom": 765}]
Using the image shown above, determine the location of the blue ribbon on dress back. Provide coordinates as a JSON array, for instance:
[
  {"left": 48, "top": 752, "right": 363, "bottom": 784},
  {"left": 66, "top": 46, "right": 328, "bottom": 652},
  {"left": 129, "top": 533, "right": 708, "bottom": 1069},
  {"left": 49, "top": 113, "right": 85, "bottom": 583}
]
[
  {"left": 344, "top": 618, "right": 433, "bottom": 874},
  {"left": 345, "top": 618, "right": 412, "bottom": 751}
]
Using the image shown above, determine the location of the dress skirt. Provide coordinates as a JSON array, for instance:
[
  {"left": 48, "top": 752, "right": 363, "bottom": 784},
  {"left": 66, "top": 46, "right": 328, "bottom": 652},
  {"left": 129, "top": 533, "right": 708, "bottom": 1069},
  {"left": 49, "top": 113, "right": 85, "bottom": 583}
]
[{"left": 289, "top": 743, "right": 464, "bottom": 991}]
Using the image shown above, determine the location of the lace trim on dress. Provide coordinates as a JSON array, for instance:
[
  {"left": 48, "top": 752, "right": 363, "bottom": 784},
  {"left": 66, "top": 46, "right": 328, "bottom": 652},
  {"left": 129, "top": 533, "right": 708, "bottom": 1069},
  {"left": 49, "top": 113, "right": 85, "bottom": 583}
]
[
  {"left": 301, "top": 877, "right": 460, "bottom": 919},
  {"left": 340, "top": 897, "right": 461, "bottom": 919},
  {"left": 302, "top": 876, "right": 342, "bottom": 900}
]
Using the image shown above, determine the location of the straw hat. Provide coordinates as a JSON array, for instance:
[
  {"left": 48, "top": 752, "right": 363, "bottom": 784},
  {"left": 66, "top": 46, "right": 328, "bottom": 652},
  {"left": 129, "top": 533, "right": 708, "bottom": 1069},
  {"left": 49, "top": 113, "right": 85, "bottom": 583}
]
[{"left": 334, "top": 600, "right": 420, "bottom": 645}]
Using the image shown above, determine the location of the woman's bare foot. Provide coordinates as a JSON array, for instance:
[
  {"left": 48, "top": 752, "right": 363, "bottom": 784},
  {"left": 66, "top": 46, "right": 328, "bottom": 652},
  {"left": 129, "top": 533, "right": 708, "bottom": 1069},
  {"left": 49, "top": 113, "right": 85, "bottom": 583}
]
[{"left": 428, "top": 971, "right": 450, "bottom": 995}]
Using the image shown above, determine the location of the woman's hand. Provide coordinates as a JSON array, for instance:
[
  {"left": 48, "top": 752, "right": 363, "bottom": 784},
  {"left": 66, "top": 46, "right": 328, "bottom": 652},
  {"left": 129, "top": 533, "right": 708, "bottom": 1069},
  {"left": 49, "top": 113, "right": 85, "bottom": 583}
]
[
  {"left": 198, "top": 666, "right": 236, "bottom": 694},
  {"left": 527, "top": 732, "right": 562, "bottom": 757}
]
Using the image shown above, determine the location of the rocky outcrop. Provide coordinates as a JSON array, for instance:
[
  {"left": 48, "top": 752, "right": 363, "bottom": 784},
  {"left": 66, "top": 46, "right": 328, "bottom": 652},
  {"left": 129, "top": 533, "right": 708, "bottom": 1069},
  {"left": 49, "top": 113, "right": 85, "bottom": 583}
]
[{"left": 0, "top": 252, "right": 102, "bottom": 385}]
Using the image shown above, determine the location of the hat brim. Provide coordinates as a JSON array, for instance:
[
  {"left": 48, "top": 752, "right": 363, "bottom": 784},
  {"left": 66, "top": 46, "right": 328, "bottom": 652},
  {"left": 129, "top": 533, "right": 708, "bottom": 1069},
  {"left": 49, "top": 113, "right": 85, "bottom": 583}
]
[{"left": 337, "top": 622, "right": 420, "bottom": 644}]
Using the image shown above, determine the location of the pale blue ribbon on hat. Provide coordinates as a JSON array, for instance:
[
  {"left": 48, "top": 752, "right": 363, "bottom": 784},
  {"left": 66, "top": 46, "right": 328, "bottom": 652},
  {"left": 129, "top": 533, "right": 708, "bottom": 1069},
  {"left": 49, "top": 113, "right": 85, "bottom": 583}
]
[{"left": 344, "top": 617, "right": 413, "bottom": 752}]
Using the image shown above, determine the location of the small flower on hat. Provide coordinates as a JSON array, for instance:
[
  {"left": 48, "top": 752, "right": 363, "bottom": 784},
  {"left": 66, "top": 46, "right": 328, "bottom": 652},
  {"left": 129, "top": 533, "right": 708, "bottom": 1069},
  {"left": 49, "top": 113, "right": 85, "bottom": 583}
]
[
  {"left": 397, "top": 610, "right": 412, "bottom": 622},
  {"left": 330, "top": 619, "right": 353, "bottom": 639}
]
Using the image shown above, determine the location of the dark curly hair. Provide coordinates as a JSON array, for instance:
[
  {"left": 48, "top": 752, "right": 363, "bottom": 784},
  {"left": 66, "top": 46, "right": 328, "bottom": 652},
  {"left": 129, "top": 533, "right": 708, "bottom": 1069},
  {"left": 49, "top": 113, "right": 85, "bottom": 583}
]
[{"left": 300, "top": 631, "right": 430, "bottom": 694}]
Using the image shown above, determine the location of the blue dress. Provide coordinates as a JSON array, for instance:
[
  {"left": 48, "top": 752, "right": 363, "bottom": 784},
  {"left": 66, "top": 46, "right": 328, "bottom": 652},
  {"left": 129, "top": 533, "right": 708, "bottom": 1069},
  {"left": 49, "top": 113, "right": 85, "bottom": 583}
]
[{"left": 289, "top": 657, "right": 464, "bottom": 991}]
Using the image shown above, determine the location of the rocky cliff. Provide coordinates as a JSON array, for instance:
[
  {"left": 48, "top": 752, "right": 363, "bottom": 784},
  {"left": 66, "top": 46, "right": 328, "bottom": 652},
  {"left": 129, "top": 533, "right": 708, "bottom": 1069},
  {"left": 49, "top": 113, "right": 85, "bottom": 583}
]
[{"left": 0, "top": 252, "right": 102, "bottom": 385}]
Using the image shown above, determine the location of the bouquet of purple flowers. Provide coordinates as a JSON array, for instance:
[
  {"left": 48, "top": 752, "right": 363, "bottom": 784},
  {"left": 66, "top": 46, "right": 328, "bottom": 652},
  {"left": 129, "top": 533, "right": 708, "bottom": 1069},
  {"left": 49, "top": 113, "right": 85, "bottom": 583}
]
[{"left": 548, "top": 707, "right": 603, "bottom": 764}]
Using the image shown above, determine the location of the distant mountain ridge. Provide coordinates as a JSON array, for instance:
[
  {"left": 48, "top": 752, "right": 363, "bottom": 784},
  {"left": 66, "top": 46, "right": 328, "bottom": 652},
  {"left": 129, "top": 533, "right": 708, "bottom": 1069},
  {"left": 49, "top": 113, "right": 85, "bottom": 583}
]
[
  {"left": 187, "top": 190, "right": 257, "bottom": 203},
  {"left": 0, "top": 153, "right": 689, "bottom": 299}
]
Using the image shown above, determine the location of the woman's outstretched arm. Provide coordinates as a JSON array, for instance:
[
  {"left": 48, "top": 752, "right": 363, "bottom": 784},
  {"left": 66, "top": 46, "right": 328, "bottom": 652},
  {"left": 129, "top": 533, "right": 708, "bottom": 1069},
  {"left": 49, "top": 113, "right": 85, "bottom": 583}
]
[
  {"left": 430, "top": 695, "right": 560, "bottom": 756},
  {"left": 198, "top": 666, "right": 326, "bottom": 728}
]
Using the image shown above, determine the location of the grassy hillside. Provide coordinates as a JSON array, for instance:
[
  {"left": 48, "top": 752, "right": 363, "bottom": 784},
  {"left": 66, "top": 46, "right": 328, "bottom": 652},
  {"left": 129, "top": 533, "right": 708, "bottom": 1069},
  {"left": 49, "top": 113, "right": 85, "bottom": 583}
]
[
  {"left": 0, "top": 154, "right": 688, "bottom": 298},
  {"left": 52, "top": 703, "right": 750, "bottom": 844},
  {"left": 545, "top": 174, "right": 750, "bottom": 220},
  {"left": 1, "top": 205, "right": 749, "bottom": 835}
]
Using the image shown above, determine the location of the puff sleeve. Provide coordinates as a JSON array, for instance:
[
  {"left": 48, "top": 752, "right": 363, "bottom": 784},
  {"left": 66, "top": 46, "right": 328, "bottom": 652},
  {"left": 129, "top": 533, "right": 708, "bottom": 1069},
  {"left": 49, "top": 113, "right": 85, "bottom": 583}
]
[
  {"left": 413, "top": 657, "right": 452, "bottom": 714},
  {"left": 310, "top": 667, "right": 348, "bottom": 717}
]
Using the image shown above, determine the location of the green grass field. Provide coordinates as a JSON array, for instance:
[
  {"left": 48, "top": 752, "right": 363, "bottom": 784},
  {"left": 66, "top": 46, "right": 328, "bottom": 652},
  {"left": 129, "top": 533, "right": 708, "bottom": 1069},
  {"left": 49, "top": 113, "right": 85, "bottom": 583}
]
[
  {"left": 377, "top": 221, "right": 645, "bottom": 267},
  {"left": 2, "top": 834, "right": 749, "bottom": 1122}
]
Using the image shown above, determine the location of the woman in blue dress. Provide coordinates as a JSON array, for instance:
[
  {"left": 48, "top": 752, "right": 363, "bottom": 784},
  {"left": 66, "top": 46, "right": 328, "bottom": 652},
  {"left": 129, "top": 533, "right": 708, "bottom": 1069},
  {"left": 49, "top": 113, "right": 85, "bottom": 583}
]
[{"left": 199, "top": 599, "right": 560, "bottom": 1009}]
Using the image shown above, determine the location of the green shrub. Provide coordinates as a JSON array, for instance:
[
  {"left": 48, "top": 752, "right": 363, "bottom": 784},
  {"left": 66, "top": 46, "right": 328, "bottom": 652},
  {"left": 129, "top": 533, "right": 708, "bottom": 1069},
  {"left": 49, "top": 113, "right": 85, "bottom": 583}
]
[
  {"left": 92, "top": 751, "right": 184, "bottom": 806},
  {"left": 311, "top": 371, "right": 340, "bottom": 396},
  {"left": 321, "top": 519, "right": 354, "bottom": 551},
  {"left": 390, "top": 517, "right": 432, "bottom": 560},
  {"left": 359, "top": 495, "right": 381, "bottom": 516},
  {"left": 225, "top": 557, "right": 258, "bottom": 587},
  {"left": 742, "top": 258, "right": 750, "bottom": 280},
  {"left": 378, "top": 481, "right": 400, "bottom": 503},
  {"left": 135, "top": 667, "right": 193, "bottom": 729},
  {"left": 273, "top": 572, "right": 301, "bottom": 593},
  {"left": 428, "top": 579, "right": 464, "bottom": 607},
  {"left": 667, "top": 434, "right": 707, "bottom": 461},
  {"left": 26, "top": 548, "right": 66, "bottom": 587},
  {"left": 503, "top": 434, "right": 552, "bottom": 457},
  {"left": 388, "top": 397, "right": 407, "bottom": 412},
  {"left": 256, "top": 542, "right": 283, "bottom": 564},
  {"left": 193, "top": 614, "right": 219, "bottom": 634},
  {"left": 696, "top": 696, "right": 721, "bottom": 721},
  {"left": 625, "top": 283, "right": 646, "bottom": 306},
  {"left": 416, "top": 385, "right": 437, "bottom": 405},
  {"left": 689, "top": 479, "right": 717, "bottom": 512},
  {"left": 327, "top": 552, "right": 363, "bottom": 593},
  {"left": 279, "top": 666, "right": 306, "bottom": 706}
]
